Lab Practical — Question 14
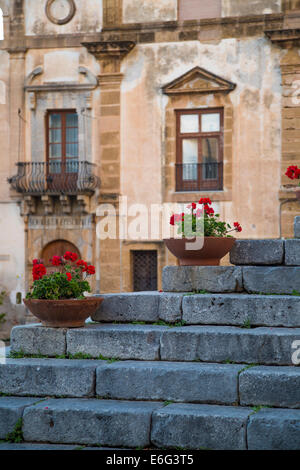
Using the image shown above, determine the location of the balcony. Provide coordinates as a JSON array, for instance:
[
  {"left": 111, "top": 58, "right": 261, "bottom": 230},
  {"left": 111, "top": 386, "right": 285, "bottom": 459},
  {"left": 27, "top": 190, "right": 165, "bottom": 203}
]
[
  {"left": 175, "top": 162, "right": 223, "bottom": 192},
  {"left": 8, "top": 161, "right": 100, "bottom": 196}
]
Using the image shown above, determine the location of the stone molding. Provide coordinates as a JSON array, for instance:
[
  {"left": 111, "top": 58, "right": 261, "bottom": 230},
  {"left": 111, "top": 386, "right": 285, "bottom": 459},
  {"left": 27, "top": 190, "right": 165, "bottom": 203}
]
[{"left": 45, "top": 0, "right": 76, "bottom": 26}]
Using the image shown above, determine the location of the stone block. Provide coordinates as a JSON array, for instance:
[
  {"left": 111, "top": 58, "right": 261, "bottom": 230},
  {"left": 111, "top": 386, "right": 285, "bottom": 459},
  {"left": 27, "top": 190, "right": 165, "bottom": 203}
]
[
  {"left": 239, "top": 366, "right": 300, "bottom": 408},
  {"left": 0, "top": 359, "right": 99, "bottom": 398},
  {"left": 162, "top": 266, "right": 243, "bottom": 293},
  {"left": 242, "top": 267, "right": 300, "bottom": 294},
  {"left": 66, "top": 324, "right": 167, "bottom": 360},
  {"left": 248, "top": 408, "right": 300, "bottom": 450},
  {"left": 182, "top": 294, "right": 300, "bottom": 327},
  {"left": 23, "top": 399, "right": 162, "bottom": 447},
  {"left": 10, "top": 325, "right": 66, "bottom": 357},
  {"left": 285, "top": 239, "right": 300, "bottom": 266},
  {"left": 294, "top": 216, "right": 300, "bottom": 238},
  {"left": 96, "top": 361, "right": 241, "bottom": 405},
  {"left": 0, "top": 397, "right": 38, "bottom": 439},
  {"left": 160, "top": 326, "right": 300, "bottom": 365},
  {"left": 91, "top": 292, "right": 160, "bottom": 323},
  {"left": 158, "top": 293, "right": 183, "bottom": 323},
  {"left": 151, "top": 404, "right": 251, "bottom": 450},
  {"left": 230, "top": 239, "right": 284, "bottom": 265}
]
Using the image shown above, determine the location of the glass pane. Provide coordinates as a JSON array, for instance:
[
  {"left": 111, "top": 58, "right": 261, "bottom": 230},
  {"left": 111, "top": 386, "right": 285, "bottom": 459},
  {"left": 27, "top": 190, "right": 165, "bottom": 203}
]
[
  {"left": 202, "top": 137, "right": 219, "bottom": 180},
  {"left": 49, "top": 129, "right": 61, "bottom": 144},
  {"left": 180, "top": 114, "right": 199, "bottom": 133},
  {"left": 66, "top": 143, "right": 78, "bottom": 158},
  {"left": 66, "top": 160, "right": 79, "bottom": 174},
  {"left": 182, "top": 139, "right": 198, "bottom": 181},
  {"left": 66, "top": 127, "right": 78, "bottom": 143},
  {"left": 49, "top": 144, "right": 61, "bottom": 158},
  {"left": 66, "top": 113, "right": 78, "bottom": 127},
  {"left": 49, "top": 114, "right": 61, "bottom": 128},
  {"left": 201, "top": 113, "right": 220, "bottom": 132}
]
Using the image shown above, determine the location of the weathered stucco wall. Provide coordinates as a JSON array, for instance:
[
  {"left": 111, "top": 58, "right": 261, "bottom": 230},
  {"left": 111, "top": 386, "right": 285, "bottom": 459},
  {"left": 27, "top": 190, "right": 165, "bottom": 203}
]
[
  {"left": 123, "top": 0, "right": 177, "bottom": 23},
  {"left": 0, "top": 203, "right": 26, "bottom": 339},
  {"left": 0, "top": 49, "right": 9, "bottom": 201},
  {"left": 222, "top": 0, "right": 282, "bottom": 16},
  {"left": 24, "top": 0, "right": 103, "bottom": 36},
  {"left": 121, "top": 37, "right": 283, "bottom": 238}
]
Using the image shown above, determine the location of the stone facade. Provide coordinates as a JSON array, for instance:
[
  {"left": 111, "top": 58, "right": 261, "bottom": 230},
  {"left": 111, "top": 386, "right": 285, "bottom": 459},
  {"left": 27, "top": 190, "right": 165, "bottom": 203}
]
[{"left": 0, "top": 0, "right": 300, "bottom": 336}]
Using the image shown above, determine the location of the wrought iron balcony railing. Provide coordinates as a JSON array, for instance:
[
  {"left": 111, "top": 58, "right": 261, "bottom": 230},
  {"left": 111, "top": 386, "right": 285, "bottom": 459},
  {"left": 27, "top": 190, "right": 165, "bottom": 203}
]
[
  {"left": 175, "top": 162, "right": 223, "bottom": 192},
  {"left": 8, "top": 161, "right": 100, "bottom": 195}
]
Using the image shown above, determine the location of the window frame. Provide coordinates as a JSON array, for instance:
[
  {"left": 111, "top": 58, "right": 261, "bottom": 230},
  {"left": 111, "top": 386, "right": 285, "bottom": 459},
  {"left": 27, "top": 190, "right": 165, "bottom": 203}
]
[
  {"left": 175, "top": 107, "right": 224, "bottom": 192},
  {"left": 46, "top": 109, "right": 79, "bottom": 172}
]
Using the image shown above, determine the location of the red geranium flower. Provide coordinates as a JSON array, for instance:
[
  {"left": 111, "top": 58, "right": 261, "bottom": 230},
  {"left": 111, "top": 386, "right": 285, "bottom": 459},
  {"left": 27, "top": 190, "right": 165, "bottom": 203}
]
[
  {"left": 86, "top": 265, "right": 95, "bottom": 275},
  {"left": 170, "top": 214, "right": 175, "bottom": 226},
  {"left": 187, "top": 202, "right": 197, "bottom": 210},
  {"left": 63, "top": 251, "right": 73, "bottom": 261},
  {"left": 66, "top": 272, "right": 72, "bottom": 281},
  {"left": 199, "top": 197, "right": 212, "bottom": 205},
  {"left": 32, "top": 259, "right": 39, "bottom": 265},
  {"left": 285, "top": 165, "right": 300, "bottom": 180},
  {"left": 50, "top": 255, "right": 62, "bottom": 266},
  {"left": 70, "top": 252, "right": 78, "bottom": 262},
  {"left": 234, "top": 222, "right": 242, "bottom": 232},
  {"left": 76, "top": 259, "right": 88, "bottom": 272},
  {"left": 32, "top": 263, "right": 46, "bottom": 281}
]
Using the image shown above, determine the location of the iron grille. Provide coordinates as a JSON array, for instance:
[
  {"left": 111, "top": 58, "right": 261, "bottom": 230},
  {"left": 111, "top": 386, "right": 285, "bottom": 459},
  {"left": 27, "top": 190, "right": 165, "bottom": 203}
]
[{"left": 132, "top": 250, "right": 158, "bottom": 292}]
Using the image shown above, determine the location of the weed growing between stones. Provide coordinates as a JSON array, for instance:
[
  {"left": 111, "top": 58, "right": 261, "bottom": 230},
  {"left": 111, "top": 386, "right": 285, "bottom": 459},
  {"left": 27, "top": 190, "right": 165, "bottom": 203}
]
[
  {"left": 241, "top": 318, "right": 252, "bottom": 329},
  {"left": 163, "top": 401, "right": 173, "bottom": 407},
  {"left": 152, "top": 320, "right": 187, "bottom": 328},
  {"left": 250, "top": 405, "right": 272, "bottom": 416},
  {"left": 3, "top": 418, "right": 23, "bottom": 443},
  {"left": 238, "top": 364, "right": 258, "bottom": 375},
  {"left": 9, "top": 350, "right": 119, "bottom": 363}
]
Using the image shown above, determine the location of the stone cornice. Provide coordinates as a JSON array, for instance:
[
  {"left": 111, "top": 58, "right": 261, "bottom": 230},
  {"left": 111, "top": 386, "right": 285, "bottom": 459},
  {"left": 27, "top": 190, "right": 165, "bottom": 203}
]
[{"left": 265, "top": 28, "right": 300, "bottom": 46}]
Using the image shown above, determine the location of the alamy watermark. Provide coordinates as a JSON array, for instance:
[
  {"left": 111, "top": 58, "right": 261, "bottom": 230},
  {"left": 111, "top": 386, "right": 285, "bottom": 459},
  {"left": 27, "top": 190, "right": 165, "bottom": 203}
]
[
  {"left": 291, "top": 340, "right": 300, "bottom": 365},
  {"left": 95, "top": 197, "right": 205, "bottom": 250}
]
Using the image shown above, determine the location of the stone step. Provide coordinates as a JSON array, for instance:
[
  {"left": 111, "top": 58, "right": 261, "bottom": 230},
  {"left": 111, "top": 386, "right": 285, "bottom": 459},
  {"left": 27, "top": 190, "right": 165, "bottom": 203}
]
[
  {"left": 10, "top": 324, "right": 300, "bottom": 365},
  {"left": 22, "top": 398, "right": 161, "bottom": 448},
  {"left": 151, "top": 404, "right": 300, "bottom": 450},
  {"left": 229, "top": 238, "right": 300, "bottom": 266},
  {"left": 93, "top": 292, "right": 300, "bottom": 327},
  {"left": 0, "top": 443, "right": 124, "bottom": 450},
  {"left": 1, "top": 397, "right": 300, "bottom": 449},
  {"left": 163, "top": 265, "right": 300, "bottom": 294},
  {"left": 1, "top": 359, "right": 299, "bottom": 408}
]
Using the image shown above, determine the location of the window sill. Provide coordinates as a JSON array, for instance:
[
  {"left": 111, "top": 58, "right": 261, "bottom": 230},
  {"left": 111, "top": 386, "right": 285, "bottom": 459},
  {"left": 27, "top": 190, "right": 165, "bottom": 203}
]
[{"left": 166, "top": 190, "right": 232, "bottom": 203}]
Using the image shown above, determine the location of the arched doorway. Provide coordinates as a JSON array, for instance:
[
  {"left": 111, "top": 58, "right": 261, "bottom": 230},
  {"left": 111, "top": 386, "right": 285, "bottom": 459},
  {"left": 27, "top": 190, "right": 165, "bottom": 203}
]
[{"left": 41, "top": 240, "right": 81, "bottom": 267}]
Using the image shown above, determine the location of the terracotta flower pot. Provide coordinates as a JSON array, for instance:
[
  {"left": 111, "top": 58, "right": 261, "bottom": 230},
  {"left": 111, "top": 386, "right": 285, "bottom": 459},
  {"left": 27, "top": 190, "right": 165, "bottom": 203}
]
[
  {"left": 23, "top": 297, "right": 104, "bottom": 328},
  {"left": 164, "top": 237, "right": 236, "bottom": 266}
]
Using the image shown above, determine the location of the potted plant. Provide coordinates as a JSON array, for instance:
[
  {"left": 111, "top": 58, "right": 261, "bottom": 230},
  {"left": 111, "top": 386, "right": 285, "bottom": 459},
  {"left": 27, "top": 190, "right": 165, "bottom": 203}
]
[
  {"left": 285, "top": 165, "right": 300, "bottom": 202},
  {"left": 164, "top": 197, "right": 242, "bottom": 266},
  {"left": 24, "top": 251, "right": 103, "bottom": 328}
]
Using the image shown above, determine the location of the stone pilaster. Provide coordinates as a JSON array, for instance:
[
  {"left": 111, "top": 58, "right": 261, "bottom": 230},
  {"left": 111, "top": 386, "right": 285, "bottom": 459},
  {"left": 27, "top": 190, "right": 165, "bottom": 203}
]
[{"left": 82, "top": 40, "right": 135, "bottom": 292}]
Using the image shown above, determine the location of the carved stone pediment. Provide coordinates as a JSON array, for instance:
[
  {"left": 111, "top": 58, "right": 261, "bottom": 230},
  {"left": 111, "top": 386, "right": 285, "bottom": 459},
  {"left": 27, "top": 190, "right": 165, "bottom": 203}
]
[
  {"left": 265, "top": 28, "right": 300, "bottom": 47},
  {"left": 162, "top": 66, "right": 236, "bottom": 95}
]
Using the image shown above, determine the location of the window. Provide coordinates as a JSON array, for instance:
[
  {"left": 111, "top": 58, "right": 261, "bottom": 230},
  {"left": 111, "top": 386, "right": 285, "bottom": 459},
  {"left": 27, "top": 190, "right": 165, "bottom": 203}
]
[
  {"left": 46, "top": 110, "right": 79, "bottom": 176},
  {"left": 176, "top": 108, "right": 223, "bottom": 192},
  {"left": 132, "top": 251, "right": 157, "bottom": 292},
  {"left": 178, "top": 0, "right": 221, "bottom": 21}
]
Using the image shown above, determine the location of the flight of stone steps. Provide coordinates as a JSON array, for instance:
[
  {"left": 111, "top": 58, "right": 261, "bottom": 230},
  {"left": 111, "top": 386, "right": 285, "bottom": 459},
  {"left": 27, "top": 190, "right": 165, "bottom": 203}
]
[{"left": 0, "top": 220, "right": 300, "bottom": 450}]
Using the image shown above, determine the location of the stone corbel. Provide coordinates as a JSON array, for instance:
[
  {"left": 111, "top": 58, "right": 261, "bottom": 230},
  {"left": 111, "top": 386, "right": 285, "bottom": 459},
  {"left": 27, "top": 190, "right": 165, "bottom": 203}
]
[
  {"left": 81, "top": 41, "right": 136, "bottom": 73},
  {"left": 20, "top": 196, "right": 36, "bottom": 216},
  {"left": 41, "top": 195, "right": 54, "bottom": 215},
  {"left": 77, "top": 195, "right": 90, "bottom": 214},
  {"left": 59, "top": 195, "right": 72, "bottom": 214}
]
